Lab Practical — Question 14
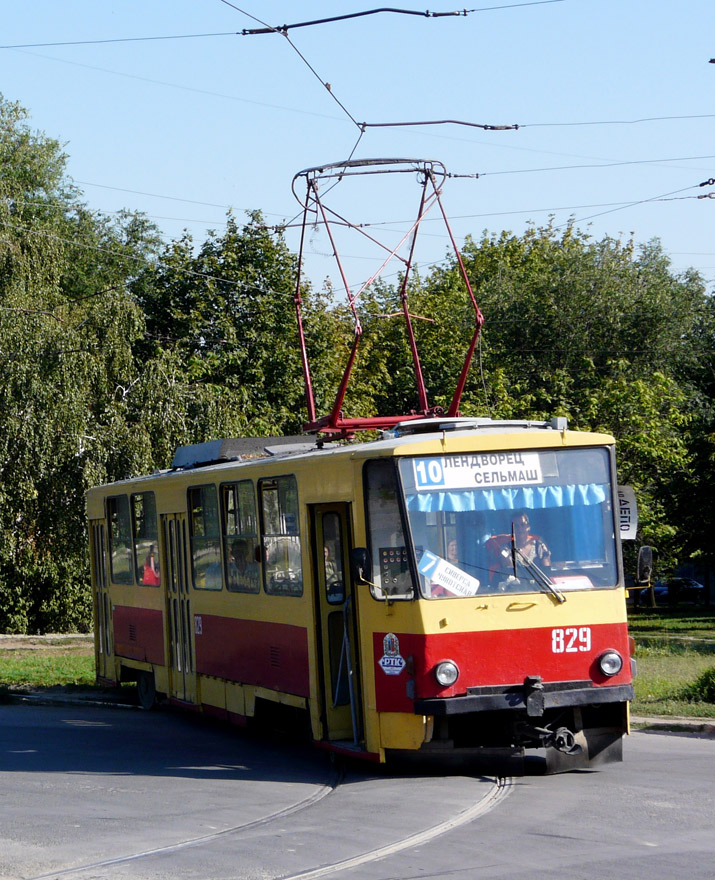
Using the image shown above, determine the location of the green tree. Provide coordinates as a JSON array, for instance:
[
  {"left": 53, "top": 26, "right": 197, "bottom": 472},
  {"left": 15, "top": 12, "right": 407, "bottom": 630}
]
[
  {"left": 134, "top": 213, "right": 345, "bottom": 440},
  {"left": 366, "top": 222, "right": 709, "bottom": 567},
  {"left": 0, "top": 96, "right": 161, "bottom": 632}
]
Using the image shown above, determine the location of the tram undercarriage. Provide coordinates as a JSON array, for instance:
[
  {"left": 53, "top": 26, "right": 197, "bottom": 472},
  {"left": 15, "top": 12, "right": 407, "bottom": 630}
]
[{"left": 411, "top": 685, "right": 632, "bottom": 773}]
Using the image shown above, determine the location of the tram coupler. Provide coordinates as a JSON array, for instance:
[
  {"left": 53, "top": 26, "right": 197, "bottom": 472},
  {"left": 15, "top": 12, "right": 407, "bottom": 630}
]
[{"left": 514, "top": 721, "right": 582, "bottom": 755}]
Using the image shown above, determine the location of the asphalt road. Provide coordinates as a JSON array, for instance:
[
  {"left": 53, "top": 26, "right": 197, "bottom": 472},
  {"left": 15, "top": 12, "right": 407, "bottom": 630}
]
[{"left": 0, "top": 701, "right": 713, "bottom": 880}]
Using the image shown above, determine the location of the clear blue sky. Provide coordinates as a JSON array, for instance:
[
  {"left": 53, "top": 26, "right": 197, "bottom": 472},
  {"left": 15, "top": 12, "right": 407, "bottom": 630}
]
[{"left": 3, "top": 0, "right": 714, "bottom": 296}]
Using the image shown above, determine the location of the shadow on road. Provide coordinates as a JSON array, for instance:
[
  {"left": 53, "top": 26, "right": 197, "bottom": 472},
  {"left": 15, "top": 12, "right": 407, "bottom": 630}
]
[{"left": 0, "top": 702, "right": 333, "bottom": 785}]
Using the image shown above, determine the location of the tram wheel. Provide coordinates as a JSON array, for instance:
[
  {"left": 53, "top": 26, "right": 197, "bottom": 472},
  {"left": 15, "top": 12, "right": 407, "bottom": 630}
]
[{"left": 137, "top": 670, "right": 157, "bottom": 711}]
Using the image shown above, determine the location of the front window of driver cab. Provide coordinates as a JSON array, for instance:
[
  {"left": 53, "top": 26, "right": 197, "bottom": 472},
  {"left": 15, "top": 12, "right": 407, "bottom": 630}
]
[
  {"left": 365, "top": 459, "right": 414, "bottom": 600},
  {"left": 398, "top": 447, "right": 618, "bottom": 599}
]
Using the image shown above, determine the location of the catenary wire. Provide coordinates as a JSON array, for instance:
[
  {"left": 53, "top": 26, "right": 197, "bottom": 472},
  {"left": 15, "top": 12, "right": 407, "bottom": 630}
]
[
  {"left": 0, "top": 1, "right": 566, "bottom": 49},
  {"left": 238, "top": 2, "right": 565, "bottom": 35},
  {"left": 481, "top": 155, "right": 715, "bottom": 177},
  {"left": 8, "top": 48, "right": 714, "bottom": 136},
  {"left": 8, "top": 48, "right": 343, "bottom": 122},
  {"left": 0, "top": 216, "right": 299, "bottom": 300},
  {"left": 0, "top": 32, "right": 239, "bottom": 49},
  {"left": 217, "top": 1, "right": 362, "bottom": 128}
]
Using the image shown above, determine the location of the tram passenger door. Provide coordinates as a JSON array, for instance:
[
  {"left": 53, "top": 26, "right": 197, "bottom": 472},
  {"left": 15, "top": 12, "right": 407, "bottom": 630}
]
[
  {"left": 312, "top": 504, "right": 362, "bottom": 744},
  {"left": 161, "top": 513, "right": 197, "bottom": 705},
  {"left": 91, "top": 521, "right": 112, "bottom": 681}
]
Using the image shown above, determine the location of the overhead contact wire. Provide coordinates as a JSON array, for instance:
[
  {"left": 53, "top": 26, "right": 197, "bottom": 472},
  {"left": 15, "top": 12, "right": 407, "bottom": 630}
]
[
  {"left": 238, "top": 1, "right": 566, "bottom": 34},
  {"left": 219, "top": 0, "right": 362, "bottom": 128}
]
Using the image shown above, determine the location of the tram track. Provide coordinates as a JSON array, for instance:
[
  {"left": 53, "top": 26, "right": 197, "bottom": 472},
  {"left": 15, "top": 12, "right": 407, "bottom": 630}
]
[
  {"left": 277, "top": 775, "right": 514, "bottom": 880},
  {"left": 25, "top": 773, "right": 512, "bottom": 880},
  {"left": 26, "top": 766, "right": 343, "bottom": 880}
]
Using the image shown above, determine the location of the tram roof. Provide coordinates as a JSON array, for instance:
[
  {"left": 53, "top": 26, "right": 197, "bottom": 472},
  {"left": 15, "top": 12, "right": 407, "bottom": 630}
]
[{"left": 88, "top": 416, "right": 616, "bottom": 497}]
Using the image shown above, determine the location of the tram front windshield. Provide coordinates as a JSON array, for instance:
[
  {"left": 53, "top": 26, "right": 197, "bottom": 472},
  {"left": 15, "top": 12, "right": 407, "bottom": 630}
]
[{"left": 398, "top": 447, "right": 619, "bottom": 599}]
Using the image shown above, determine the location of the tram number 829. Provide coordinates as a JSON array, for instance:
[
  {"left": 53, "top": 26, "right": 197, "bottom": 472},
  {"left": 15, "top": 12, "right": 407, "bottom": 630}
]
[{"left": 551, "top": 627, "right": 591, "bottom": 653}]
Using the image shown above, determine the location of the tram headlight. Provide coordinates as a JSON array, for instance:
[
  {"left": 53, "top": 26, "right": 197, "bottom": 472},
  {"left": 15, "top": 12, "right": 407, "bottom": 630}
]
[
  {"left": 598, "top": 650, "right": 623, "bottom": 677},
  {"left": 434, "top": 660, "right": 460, "bottom": 687}
]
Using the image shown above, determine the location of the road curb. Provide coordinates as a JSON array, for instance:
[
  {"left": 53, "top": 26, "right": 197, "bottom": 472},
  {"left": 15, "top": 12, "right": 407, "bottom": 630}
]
[
  {"left": 631, "top": 715, "right": 715, "bottom": 737},
  {"left": 5, "top": 691, "right": 715, "bottom": 739},
  {"left": 1, "top": 690, "right": 137, "bottom": 711}
]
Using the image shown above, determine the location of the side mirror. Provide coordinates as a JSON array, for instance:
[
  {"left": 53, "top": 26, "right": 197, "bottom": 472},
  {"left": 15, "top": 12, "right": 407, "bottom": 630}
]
[
  {"left": 350, "top": 548, "right": 372, "bottom": 585},
  {"left": 636, "top": 545, "right": 653, "bottom": 585}
]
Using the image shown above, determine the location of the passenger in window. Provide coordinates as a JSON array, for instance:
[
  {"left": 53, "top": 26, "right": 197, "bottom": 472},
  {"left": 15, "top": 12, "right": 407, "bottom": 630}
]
[
  {"left": 446, "top": 539, "right": 459, "bottom": 566},
  {"left": 143, "top": 544, "right": 161, "bottom": 585},
  {"left": 324, "top": 545, "right": 339, "bottom": 583},
  {"left": 204, "top": 560, "right": 223, "bottom": 589},
  {"left": 229, "top": 539, "right": 259, "bottom": 591},
  {"left": 324, "top": 545, "right": 344, "bottom": 602}
]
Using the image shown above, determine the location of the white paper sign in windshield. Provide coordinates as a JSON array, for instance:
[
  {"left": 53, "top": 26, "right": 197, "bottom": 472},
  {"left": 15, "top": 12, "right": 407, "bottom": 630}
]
[
  {"left": 418, "top": 550, "right": 481, "bottom": 597},
  {"left": 413, "top": 453, "right": 543, "bottom": 490}
]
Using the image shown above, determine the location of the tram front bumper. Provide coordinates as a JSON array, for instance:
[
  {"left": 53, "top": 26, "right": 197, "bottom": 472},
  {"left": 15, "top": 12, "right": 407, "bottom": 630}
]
[{"left": 414, "top": 681, "right": 634, "bottom": 717}]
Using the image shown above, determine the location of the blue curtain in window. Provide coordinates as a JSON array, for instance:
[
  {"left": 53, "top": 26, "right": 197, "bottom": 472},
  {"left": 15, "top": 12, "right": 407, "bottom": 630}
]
[
  {"left": 405, "top": 483, "right": 607, "bottom": 513},
  {"left": 406, "top": 484, "right": 609, "bottom": 563}
]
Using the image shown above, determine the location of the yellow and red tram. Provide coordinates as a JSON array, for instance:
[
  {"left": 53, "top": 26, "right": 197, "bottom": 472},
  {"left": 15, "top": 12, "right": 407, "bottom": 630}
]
[{"left": 88, "top": 416, "right": 635, "bottom": 772}]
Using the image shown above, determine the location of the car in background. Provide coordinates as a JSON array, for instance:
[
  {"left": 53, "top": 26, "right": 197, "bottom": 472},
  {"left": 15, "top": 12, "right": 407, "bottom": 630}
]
[{"left": 653, "top": 577, "right": 706, "bottom": 605}]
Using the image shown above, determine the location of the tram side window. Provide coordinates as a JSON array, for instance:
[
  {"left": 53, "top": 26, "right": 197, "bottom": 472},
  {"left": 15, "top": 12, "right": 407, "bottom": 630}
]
[
  {"left": 107, "top": 495, "right": 133, "bottom": 585},
  {"left": 188, "top": 484, "right": 223, "bottom": 590},
  {"left": 131, "top": 491, "right": 160, "bottom": 586},
  {"left": 260, "top": 475, "right": 303, "bottom": 596},
  {"left": 365, "top": 460, "right": 414, "bottom": 600},
  {"left": 221, "top": 481, "right": 260, "bottom": 593},
  {"left": 323, "top": 511, "right": 345, "bottom": 605}
]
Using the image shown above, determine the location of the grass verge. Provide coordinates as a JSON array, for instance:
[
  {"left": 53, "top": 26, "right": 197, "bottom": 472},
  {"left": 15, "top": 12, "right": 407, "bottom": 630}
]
[
  {"left": 0, "top": 635, "right": 96, "bottom": 691},
  {"left": 628, "top": 606, "right": 715, "bottom": 717},
  {"left": 2, "top": 613, "right": 715, "bottom": 719}
]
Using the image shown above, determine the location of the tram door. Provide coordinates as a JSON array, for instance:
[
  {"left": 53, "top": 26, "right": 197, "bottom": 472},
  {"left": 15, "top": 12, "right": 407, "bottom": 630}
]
[
  {"left": 161, "top": 513, "right": 197, "bottom": 704},
  {"left": 91, "top": 522, "right": 112, "bottom": 681},
  {"left": 312, "top": 504, "right": 361, "bottom": 743}
]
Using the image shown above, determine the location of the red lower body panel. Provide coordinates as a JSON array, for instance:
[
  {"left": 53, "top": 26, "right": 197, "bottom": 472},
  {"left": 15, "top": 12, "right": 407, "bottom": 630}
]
[
  {"left": 374, "top": 622, "right": 631, "bottom": 712},
  {"left": 113, "top": 606, "right": 164, "bottom": 665},
  {"left": 194, "top": 614, "right": 310, "bottom": 698}
]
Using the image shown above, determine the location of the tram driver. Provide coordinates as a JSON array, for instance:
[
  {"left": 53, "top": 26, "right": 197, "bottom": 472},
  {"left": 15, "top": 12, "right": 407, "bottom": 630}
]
[{"left": 486, "top": 512, "right": 551, "bottom": 591}]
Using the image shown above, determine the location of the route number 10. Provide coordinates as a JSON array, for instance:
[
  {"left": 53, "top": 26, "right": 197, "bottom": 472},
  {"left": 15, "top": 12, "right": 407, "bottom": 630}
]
[{"left": 551, "top": 627, "right": 591, "bottom": 653}]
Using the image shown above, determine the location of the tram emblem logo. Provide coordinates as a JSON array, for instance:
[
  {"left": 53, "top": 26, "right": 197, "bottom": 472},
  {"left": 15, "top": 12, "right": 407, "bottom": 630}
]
[{"left": 379, "top": 632, "right": 406, "bottom": 676}]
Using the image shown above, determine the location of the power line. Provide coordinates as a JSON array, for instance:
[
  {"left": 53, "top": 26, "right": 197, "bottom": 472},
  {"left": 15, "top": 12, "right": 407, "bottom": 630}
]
[
  {"left": 0, "top": 32, "right": 239, "bottom": 49},
  {"left": 481, "top": 155, "right": 715, "bottom": 177},
  {"left": 361, "top": 113, "right": 715, "bottom": 133},
  {"left": 338, "top": 193, "right": 715, "bottom": 230},
  {"left": 217, "top": 2, "right": 362, "bottom": 129},
  {"left": 216, "top": 3, "right": 556, "bottom": 134},
  {"left": 562, "top": 180, "right": 707, "bottom": 228},
  {"left": 72, "top": 154, "right": 715, "bottom": 224},
  {"left": 363, "top": 119, "right": 518, "bottom": 131},
  {"left": 74, "top": 180, "right": 234, "bottom": 210},
  {"left": 9, "top": 48, "right": 713, "bottom": 135},
  {"left": 0, "top": 2, "right": 565, "bottom": 48},
  {"left": 10, "top": 48, "right": 342, "bottom": 122},
  {"left": 522, "top": 114, "right": 715, "bottom": 128},
  {"left": 0, "top": 216, "right": 297, "bottom": 300},
  {"left": 237, "top": 1, "right": 566, "bottom": 35}
]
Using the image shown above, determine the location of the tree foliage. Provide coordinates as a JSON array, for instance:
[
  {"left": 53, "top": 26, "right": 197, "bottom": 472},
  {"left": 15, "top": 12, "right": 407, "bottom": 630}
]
[{"left": 0, "top": 95, "right": 712, "bottom": 631}]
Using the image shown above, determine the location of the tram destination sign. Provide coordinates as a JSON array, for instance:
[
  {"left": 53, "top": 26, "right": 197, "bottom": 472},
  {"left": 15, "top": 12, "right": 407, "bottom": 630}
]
[{"left": 413, "top": 453, "right": 543, "bottom": 490}]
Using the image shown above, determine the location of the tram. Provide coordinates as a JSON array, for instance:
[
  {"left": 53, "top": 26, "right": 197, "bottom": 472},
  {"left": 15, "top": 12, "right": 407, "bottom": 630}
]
[
  {"left": 87, "top": 417, "right": 635, "bottom": 772},
  {"left": 88, "top": 159, "right": 636, "bottom": 772}
]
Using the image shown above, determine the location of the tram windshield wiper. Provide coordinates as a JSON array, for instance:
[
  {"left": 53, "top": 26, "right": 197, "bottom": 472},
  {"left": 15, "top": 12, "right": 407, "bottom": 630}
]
[{"left": 511, "top": 537, "right": 566, "bottom": 604}]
